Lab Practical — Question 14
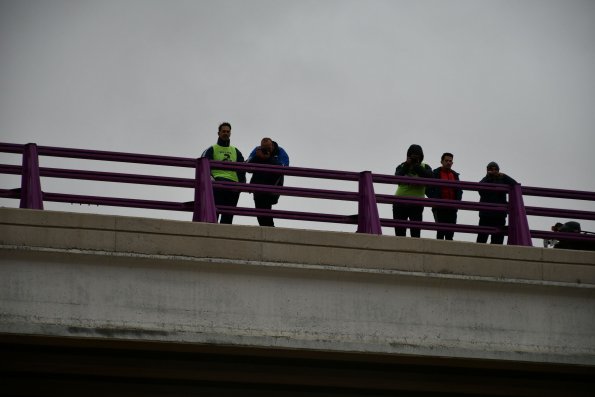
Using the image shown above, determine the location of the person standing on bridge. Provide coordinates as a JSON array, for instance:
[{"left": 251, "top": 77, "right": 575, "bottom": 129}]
[
  {"left": 247, "top": 138, "right": 289, "bottom": 227},
  {"left": 393, "top": 144, "right": 433, "bottom": 237},
  {"left": 201, "top": 122, "right": 246, "bottom": 224},
  {"left": 426, "top": 152, "right": 463, "bottom": 240},
  {"left": 476, "top": 161, "right": 517, "bottom": 244}
]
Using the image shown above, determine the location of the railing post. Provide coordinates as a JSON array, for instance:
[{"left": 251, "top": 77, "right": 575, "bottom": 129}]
[
  {"left": 19, "top": 143, "right": 43, "bottom": 209},
  {"left": 507, "top": 183, "right": 532, "bottom": 246},
  {"left": 356, "top": 171, "right": 382, "bottom": 235},
  {"left": 192, "top": 157, "right": 217, "bottom": 223}
]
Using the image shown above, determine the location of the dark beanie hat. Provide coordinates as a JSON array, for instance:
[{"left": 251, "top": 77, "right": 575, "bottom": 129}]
[
  {"left": 487, "top": 161, "right": 499, "bottom": 170},
  {"left": 407, "top": 144, "right": 424, "bottom": 162}
]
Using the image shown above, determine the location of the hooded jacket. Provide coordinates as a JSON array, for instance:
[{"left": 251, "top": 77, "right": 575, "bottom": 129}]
[{"left": 395, "top": 144, "right": 433, "bottom": 197}]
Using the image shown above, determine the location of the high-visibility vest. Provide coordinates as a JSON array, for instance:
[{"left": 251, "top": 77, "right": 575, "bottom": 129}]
[
  {"left": 211, "top": 144, "right": 239, "bottom": 182},
  {"left": 395, "top": 162, "right": 428, "bottom": 197}
]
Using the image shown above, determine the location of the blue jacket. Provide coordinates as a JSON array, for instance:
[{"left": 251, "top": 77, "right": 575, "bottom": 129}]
[
  {"left": 247, "top": 141, "right": 289, "bottom": 203},
  {"left": 247, "top": 143, "right": 289, "bottom": 167}
]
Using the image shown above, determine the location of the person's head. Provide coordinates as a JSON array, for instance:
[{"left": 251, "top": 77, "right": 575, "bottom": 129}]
[
  {"left": 218, "top": 122, "right": 232, "bottom": 141},
  {"left": 260, "top": 137, "right": 273, "bottom": 153},
  {"left": 486, "top": 161, "right": 500, "bottom": 176},
  {"left": 441, "top": 152, "right": 454, "bottom": 170},
  {"left": 406, "top": 144, "right": 424, "bottom": 163}
]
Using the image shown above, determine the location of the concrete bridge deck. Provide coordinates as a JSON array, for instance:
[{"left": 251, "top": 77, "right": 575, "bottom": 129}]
[{"left": 1, "top": 207, "right": 594, "bottom": 395}]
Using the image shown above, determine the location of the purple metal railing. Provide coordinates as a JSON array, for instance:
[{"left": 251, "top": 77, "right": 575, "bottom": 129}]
[
  {"left": 2, "top": 142, "right": 595, "bottom": 247},
  {"left": 356, "top": 171, "right": 381, "bottom": 235},
  {"left": 19, "top": 143, "right": 43, "bottom": 210},
  {"left": 193, "top": 157, "right": 217, "bottom": 223}
]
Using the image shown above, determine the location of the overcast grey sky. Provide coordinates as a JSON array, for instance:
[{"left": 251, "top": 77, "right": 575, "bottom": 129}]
[{"left": 1, "top": 0, "right": 594, "bottom": 241}]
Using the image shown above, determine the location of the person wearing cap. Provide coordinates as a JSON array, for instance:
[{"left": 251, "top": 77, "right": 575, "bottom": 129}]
[
  {"left": 476, "top": 161, "right": 517, "bottom": 244},
  {"left": 393, "top": 144, "right": 433, "bottom": 237}
]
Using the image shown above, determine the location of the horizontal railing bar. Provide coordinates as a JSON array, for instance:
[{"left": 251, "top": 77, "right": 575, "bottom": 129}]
[
  {"left": 212, "top": 161, "right": 361, "bottom": 181},
  {"left": 522, "top": 186, "right": 595, "bottom": 201},
  {"left": 0, "top": 189, "right": 20, "bottom": 199},
  {"left": 375, "top": 194, "right": 509, "bottom": 212},
  {"left": 214, "top": 181, "right": 359, "bottom": 201},
  {"left": 42, "top": 192, "right": 193, "bottom": 212},
  {"left": 0, "top": 143, "right": 25, "bottom": 154},
  {"left": 373, "top": 174, "right": 510, "bottom": 192},
  {"left": 216, "top": 205, "right": 358, "bottom": 224},
  {"left": 0, "top": 164, "right": 22, "bottom": 174},
  {"left": 525, "top": 206, "right": 595, "bottom": 221},
  {"left": 38, "top": 167, "right": 194, "bottom": 188},
  {"left": 531, "top": 229, "right": 595, "bottom": 242},
  {"left": 380, "top": 218, "right": 501, "bottom": 235},
  {"left": 219, "top": 205, "right": 501, "bottom": 234},
  {"left": 37, "top": 146, "right": 196, "bottom": 168}
]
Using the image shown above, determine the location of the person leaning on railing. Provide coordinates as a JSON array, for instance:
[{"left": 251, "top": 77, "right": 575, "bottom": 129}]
[
  {"left": 476, "top": 161, "right": 517, "bottom": 245},
  {"left": 247, "top": 137, "right": 289, "bottom": 227},
  {"left": 550, "top": 221, "right": 595, "bottom": 251},
  {"left": 201, "top": 122, "right": 246, "bottom": 224}
]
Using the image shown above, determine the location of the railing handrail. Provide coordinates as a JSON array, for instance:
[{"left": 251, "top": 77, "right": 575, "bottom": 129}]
[
  {"left": 2, "top": 142, "right": 594, "bottom": 248},
  {"left": 4, "top": 142, "right": 592, "bottom": 197}
]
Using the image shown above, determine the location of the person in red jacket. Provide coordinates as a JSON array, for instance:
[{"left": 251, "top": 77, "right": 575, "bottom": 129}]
[{"left": 426, "top": 152, "right": 463, "bottom": 240}]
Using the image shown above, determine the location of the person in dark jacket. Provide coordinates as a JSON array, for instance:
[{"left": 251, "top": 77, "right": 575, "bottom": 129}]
[
  {"left": 476, "top": 161, "right": 517, "bottom": 244},
  {"left": 426, "top": 152, "right": 463, "bottom": 240},
  {"left": 201, "top": 122, "right": 246, "bottom": 224},
  {"left": 393, "top": 144, "right": 433, "bottom": 237},
  {"left": 247, "top": 138, "right": 289, "bottom": 227},
  {"left": 550, "top": 221, "right": 595, "bottom": 251}
]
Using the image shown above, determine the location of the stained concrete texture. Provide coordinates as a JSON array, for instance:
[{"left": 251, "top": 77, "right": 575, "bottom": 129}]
[{"left": 1, "top": 207, "right": 594, "bottom": 365}]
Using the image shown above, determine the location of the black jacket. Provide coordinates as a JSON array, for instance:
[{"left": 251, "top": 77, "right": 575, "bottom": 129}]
[
  {"left": 426, "top": 167, "right": 463, "bottom": 201},
  {"left": 478, "top": 173, "right": 517, "bottom": 217}
]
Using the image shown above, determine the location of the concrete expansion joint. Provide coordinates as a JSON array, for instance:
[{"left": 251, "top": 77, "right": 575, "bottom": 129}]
[{"left": 2, "top": 243, "right": 593, "bottom": 290}]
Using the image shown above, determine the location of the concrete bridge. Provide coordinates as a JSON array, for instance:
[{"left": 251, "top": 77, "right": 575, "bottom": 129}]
[{"left": 1, "top": 207, "right": 594, "bottom": 396}]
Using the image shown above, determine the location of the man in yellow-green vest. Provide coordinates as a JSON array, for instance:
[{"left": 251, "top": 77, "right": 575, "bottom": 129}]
[{"left": 201, "top": 122, "right": 246, "bottom": 224}]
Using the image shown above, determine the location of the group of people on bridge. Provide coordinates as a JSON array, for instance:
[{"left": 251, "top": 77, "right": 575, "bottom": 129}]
[
  {"left": 201, "top": 122, "right": 289, "bottom": 228},
  {"left": 390, "top": 143, "right": 516, "bottom": 244},
  {"left": 202, "top": 122, "right": 589, "bottom": 248}
]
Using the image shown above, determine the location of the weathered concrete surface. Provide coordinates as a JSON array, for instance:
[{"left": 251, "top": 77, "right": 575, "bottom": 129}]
[{"left": 1, "top": 207, "right": 594, "bottom": 365}]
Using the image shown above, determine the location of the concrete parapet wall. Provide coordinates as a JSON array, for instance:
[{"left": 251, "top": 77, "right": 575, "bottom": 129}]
[{"left": 1, "top": 208, "right": 594, "bottom": 365}]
